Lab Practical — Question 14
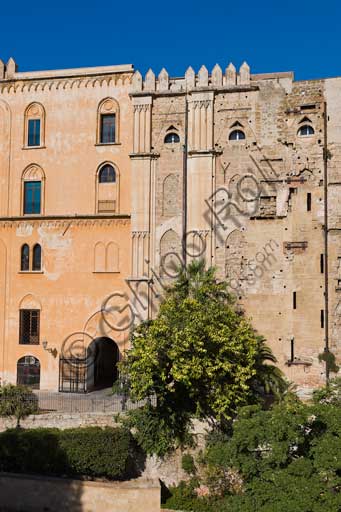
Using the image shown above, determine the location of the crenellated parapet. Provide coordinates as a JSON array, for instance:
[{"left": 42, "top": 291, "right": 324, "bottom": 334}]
[{"left": 131, "top": 62, "right": 252, "bottom": 93}]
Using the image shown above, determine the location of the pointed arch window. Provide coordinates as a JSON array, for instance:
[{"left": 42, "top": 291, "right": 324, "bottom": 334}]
[
  {"left": 21, "top": 244, "right": 30, "bottom": 271},
  {"left": 97, "top": 98, "right": 120, "bottom": 145},
  {"left": 99, "top": 164, "right": 116, "bottom": 183},
  {"left": 22, "top": 165, "right": 45, "bottom": 216},
  {"left": 96, "top": 163, "right": 118, "bottom": 213},
  {"left": 24, "top": 103, "right": 45, "bottom": 148},
  {"left": 32, "top": 244, "right": 42, "bottom": 271}
]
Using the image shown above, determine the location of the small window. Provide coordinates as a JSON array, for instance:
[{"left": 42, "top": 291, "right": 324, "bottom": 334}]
[
  {"left": 298, "top": 125, "right": 314, "bottom": 137},
  {"left": 307, "top": 192, "right": 312, "bottom": 211},
  {"left": 21, "top": 244, "right": 30, "bottom": 271},
  {"left": 99, "top": 165, "right": 116, "bottom": 183},
  {"left": 229, "top": 130, "right": 246, "bottom": 141},
  {"left": 28, "top": 119, "right": 41, "bottom": 147},
  {"left": 164, "top": 132, "right": 180, "bottom": 144},
  {"left": 17, "top": 356, "right": 40, "bottom": 389},
  {"left": 293, "top": 291, "right": 297, "bottom": 310},
  {"left": 19, "top": 309, "right": 40, "bottom": 345},
  {"left": 24, "top": 181, "right": 41, "bottom": 214},
  {"left": 32, "top": 244, "right": 42, "bottom": 271},
  {"left": 321, "top": 309, "right": 324, "bottom": 328},
  {"left": 100, "top": 114, "right": 116, "bottom": 144},
  {"left": 320, "top": 254, "right": 324, "bottom": 274}
]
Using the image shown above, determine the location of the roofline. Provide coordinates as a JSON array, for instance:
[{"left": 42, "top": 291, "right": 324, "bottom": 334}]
[{"left": 4, "top": 64, "right": 134, "bottom": 82}]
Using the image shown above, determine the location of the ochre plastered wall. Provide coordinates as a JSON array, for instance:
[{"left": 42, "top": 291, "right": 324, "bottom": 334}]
[{"left": 0, "top": 62, "right": 133, "bottom": 390}]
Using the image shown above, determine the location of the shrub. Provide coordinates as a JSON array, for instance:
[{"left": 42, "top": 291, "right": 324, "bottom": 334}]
[
  {"left": 0, "top": 384, "right": 38, "bottom": 427},
  {"left": 125, "top": 404, "right": 194, "bottom": 457},
  {"left": 181, "top": 453, "right": 196, "bottom": 475},
  {"left": 0, "top": 426, "right": 136, "bottom": 480}
]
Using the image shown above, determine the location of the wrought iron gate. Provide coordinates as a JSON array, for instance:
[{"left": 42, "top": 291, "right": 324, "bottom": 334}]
[{"left": 59, "top": 357, "right": 87, "bottom": 393}]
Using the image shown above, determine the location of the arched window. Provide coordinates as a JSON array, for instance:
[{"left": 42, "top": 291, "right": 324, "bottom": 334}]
[
  {"left": 17, "top": 356, "right": 40, "bottom": 389},
  {"left": 22, "top": 165, "right": 45, "bottom": 215},
  {"left": 21, "top": 244, "right": 30, "bottom": 271},
  {"left": 229, "top": 130, "right": 246, "bottom": 141},
  {"left": 164, "top": 132, "right": 180, "bottom": 144},
  {"left": 32, "top": 244, "right": 42, "bottom": 271},
  {"left": 99, "top": 164, "right": 116, "bottom": 183},
  {"left": 298, "top": 125, "right": 314, "bottom": 137},
  {"left": 24, "top": 103, "right": 45, "bottom": 148},
  {"left": 97, "top": 98, "right": 120, "bottom": 144}
]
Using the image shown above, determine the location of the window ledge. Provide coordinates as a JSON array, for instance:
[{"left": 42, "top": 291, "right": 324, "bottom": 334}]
[
  {"left": 95, "top": 142, "right": 121, "bottom": 147},
  {"left": 18, "top": 271, "right": 44, "bottom": 274},
  {"left": 92, "top": 271, "right": 120, "bottom": 274},
  {"left": 22, "top": 146, "right": 46, "bottom": 150}
]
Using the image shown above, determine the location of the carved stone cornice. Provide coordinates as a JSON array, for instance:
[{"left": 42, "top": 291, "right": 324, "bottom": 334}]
[
  {"left": 0, "top": 73, "right": 133, "bottom": 95},
  {"left": 0, "top": 214, "right": 131, "bottom": 229}
]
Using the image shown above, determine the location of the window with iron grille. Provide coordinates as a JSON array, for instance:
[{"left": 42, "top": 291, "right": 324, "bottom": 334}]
[
  {"left": 19, "top": 309, "right": 40, "bottom": 345},
  {"left": 17, "top": 355, "right": 40, "bottom": 389},
  {"left": 100, "top": 114, "right": 116, "bottom": 144}
]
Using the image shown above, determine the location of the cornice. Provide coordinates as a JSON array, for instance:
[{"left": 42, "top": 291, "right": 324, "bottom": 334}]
[
  {"left": 0, "top": 73, "right": 133, "bottom": 95},
  {"left": 0, "top": 214, "right": 131, "bottom": 228}
]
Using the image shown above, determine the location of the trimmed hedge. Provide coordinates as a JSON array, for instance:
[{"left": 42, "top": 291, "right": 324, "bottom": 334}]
[{"left": 0, "top": 426, "right": 134, "bottom": 480}]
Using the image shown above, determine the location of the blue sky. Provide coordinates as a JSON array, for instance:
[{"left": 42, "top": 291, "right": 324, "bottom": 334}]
[{"left": 0, "top": 0, "right": 340, "bottom": 80}]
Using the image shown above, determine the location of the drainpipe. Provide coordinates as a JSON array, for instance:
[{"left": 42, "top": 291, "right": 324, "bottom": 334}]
[
  {"left": 182, "top": 96, "right": 188, "bottom": 266},
  {"left": 323, "top": 101, "right": 330, "bottom": 384}
]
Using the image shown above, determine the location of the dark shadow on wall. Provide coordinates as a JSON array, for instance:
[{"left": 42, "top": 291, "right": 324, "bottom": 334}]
[{"left": 0, "top": 473, "right": 84, "bottom": 512}]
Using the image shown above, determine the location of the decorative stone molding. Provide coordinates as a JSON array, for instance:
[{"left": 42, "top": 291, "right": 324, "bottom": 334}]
[
  {"left": 0, "top": 73, "right": 132, "bottom": 95},
  {"left": 132, "top": 96, "right": 152, "bottom": 153},
  {"left": 0, "top": 217, "right": 130, "bottom": 229}
]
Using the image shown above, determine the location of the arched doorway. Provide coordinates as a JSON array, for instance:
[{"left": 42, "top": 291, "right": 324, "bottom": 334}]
[
  {"left": 17, "top": 355, "right": 40, "bottom": 389},
  {"left": 87, "top": 337, "right": 119, "bottom": 391}
]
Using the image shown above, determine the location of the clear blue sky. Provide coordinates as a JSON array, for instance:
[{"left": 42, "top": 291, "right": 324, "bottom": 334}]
[{"left": 0, "top": 0, "right": 340, "bottom": 81}]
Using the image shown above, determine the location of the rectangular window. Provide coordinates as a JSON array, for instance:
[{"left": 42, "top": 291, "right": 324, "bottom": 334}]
[
  {"left": 320, "top": 254, "right": 324, "bottom": 274},
  {"left": 100, "top": 114, "right": 116, "bottom": 144},
  {"left": 28, "top": 119, "right": 41, "bottom": 146},
  {"left": 307, "top": 192, "right": 312, "bottom": 212},
  {"left": 321, "top": 310, "right": 324, "bottom": 329},
  {"left": 293, "top": 291, "right": 296, "bottom": 310},
  {"left": 19, "top": 309, "right": 40, "bottom": 345},
  {"left": 24, "top": 181, "right": 41, "bottom": 214}
]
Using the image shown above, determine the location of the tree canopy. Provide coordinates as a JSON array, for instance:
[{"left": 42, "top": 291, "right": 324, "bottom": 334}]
[
  {"left": 121, "top": 261, "right": 285, "bottom": 454},
  {"left": 164, "top": 396, "right": 341, "bottom": 511}
]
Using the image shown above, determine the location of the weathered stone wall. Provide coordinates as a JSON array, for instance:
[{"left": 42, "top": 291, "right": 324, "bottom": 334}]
[
  {"left": 0, "top": 411, "right": 118, "bottom": 432},
  {"left": 130, "top": 64, "right": 335, "bottom": 391}
]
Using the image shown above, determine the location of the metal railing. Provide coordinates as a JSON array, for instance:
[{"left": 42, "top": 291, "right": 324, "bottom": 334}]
[{"left": 0, "top": 392, "right": 156, "bottom": 415}]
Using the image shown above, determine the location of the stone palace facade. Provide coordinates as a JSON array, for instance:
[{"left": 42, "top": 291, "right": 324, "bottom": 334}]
[{"left": 0, "top": 57, "right": 340, "bottom": 393}]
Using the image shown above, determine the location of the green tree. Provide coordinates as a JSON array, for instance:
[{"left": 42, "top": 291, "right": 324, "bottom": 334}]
[
  {"left": 121, "top": 261, "right": 284, "bottom": 455},
  {"left": 0, "top": 384, "right": 38, "bottom": 427},
  {"left": 164, "top": 400, "right": 341, "bottom": 511}
]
